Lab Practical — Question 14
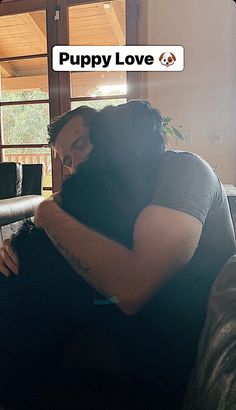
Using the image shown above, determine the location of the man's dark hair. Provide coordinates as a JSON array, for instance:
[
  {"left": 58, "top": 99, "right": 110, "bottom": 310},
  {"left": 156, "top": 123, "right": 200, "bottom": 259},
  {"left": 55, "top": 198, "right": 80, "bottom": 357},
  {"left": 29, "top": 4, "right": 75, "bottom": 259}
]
[{"left": 47, "top": 105, "right": 98, "bottom": 147}]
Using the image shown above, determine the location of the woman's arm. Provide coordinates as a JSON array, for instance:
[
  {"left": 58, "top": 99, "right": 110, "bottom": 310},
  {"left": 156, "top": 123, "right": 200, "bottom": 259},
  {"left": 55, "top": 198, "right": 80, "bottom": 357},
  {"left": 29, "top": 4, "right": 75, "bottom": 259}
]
[
  {"left": 0, "top": 239, "right": 19, "bottom": 277},
  {"left": 35, "top": 198, "right": 202, "bottom": 315}
]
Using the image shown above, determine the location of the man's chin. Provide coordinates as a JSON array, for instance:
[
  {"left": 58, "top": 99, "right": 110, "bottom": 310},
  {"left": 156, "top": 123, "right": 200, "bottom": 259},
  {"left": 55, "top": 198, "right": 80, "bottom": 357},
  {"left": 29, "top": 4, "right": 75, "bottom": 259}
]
[{"left": 75, "top": 157, "right": 89, "bottom": 173}]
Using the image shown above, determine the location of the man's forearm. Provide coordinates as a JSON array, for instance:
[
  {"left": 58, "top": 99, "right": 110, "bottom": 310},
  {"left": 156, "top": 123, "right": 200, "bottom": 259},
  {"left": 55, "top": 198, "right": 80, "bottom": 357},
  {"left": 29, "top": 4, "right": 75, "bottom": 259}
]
[
  {"left": 35, "top": 200, "right": 198, "bottom": 314},
  {"left": 37, "top": 201, "right": 142, "bottom": 313}
]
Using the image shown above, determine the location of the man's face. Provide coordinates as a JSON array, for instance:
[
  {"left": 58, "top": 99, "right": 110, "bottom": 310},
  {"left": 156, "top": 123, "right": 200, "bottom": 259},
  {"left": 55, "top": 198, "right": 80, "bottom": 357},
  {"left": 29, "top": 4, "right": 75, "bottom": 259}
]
[{"left": 54, "top": 115, "right": 93, "bottom": 174}]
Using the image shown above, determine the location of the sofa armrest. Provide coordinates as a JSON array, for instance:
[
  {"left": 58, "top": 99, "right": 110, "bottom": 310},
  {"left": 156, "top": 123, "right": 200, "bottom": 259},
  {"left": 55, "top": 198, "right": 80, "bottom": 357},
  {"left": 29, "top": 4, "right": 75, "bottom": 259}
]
[
  {"left": 0, "top": 195, "right": 44, "bottom": 246},
  {"left": 0, "top": 195, "right": 44, "bottom": 227}
]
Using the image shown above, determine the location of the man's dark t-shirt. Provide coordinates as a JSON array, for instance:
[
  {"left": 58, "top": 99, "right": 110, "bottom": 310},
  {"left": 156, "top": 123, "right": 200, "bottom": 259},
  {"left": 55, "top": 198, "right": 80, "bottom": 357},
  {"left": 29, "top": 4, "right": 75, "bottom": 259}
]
[{"left": 123, "top": 150, "right": 236, "bottom": 404}]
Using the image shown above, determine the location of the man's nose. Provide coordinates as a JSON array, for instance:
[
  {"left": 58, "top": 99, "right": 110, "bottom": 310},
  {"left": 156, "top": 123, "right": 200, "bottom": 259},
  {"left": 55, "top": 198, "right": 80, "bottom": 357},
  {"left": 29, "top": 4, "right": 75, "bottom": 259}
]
[
  {"left": 70, "top": 156, "right": 83, "bottom": 174},
  {"left": 70, "top": 162, "right": 78, "bottom": 174}
]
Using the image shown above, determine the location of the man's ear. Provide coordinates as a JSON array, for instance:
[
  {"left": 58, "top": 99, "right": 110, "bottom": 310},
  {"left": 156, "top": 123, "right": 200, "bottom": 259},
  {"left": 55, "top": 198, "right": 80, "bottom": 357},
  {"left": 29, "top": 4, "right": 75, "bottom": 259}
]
[{"left": 52, "top": 148, "right": 57, "bottom": 159}]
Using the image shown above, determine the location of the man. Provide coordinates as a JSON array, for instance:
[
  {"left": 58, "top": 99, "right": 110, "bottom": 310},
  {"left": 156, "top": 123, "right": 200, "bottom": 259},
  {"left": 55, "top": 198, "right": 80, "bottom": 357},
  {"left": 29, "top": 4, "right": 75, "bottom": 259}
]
[
  {"left": 0, "top": 101, "right": 235, "bottom": 407},
  {"left": 0, "top": 105, "right": 95, "bottom": 277}
]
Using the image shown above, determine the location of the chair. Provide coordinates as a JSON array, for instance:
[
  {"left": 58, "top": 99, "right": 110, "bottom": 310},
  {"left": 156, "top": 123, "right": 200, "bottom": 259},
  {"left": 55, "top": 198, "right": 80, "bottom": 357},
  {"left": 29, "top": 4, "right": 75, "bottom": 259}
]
[
  {"left": 0, "top": 162, "right": 23, "bottom": 199},
  {"left": 0, "top": 162, "right": 43, "bottom": 198},
  {"left": 0, "top": 162, "right": 44, "bottom": 246}
]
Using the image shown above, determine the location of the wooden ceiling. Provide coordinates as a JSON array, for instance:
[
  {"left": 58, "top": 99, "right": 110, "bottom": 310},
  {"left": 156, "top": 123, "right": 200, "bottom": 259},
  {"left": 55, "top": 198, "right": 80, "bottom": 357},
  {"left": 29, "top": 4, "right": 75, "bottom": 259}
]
[{"left": 0, "top": 1, "right": 126, "bottom": 96}]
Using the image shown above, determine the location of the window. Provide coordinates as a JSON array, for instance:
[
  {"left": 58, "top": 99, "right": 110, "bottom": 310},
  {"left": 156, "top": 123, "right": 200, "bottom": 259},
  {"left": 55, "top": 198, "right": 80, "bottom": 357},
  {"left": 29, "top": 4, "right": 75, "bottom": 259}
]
[
  {"left": 0, "top": 0, "right": 140, "bottom": 192},
  {"left": 0, "top": 9, "right": 51, "bottom": 197}
]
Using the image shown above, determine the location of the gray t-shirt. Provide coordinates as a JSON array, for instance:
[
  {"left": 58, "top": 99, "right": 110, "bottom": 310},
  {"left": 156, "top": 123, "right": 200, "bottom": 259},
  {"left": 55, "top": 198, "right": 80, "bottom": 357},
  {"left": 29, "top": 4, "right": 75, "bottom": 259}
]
[
  {"left": 125, "top": 150, "right": 236, "bottom": 400},
  {"left": 151, "top": 150, "right": 235, "bottom": 293}
]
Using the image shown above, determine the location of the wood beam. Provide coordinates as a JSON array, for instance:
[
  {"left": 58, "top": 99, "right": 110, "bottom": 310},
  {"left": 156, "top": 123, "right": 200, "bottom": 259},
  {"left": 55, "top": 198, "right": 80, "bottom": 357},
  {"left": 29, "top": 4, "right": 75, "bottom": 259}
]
[
  {"left": 2, "top": 74, "right": 48, "bottom": 92},
  {"left": 2, "top": 71, "right": 126, "bottom": 94},
  {"left": 66, "top": 0, "right": 120, "bottom": 5},
  {"left": 0, "top": 62, "right": 17, "bottom": 77},
  {"left": 104, "top": 2, "right": 125, "bottom": 45},
  {"left": 0, "top": 54, "right": 47, "bottom": 63},
  {"left": 26, "top": 12, "right": 47, "bottom": 46},
  {"left": 0, "top": 0, "right": 46, "bottom": 17},
  {"left": 0, "top": 36, "right": 18, "bottom": 77},
  {"left": 67, "top": 0, "right": 107, "bottom": 5},
  {"left": 19, "top": 13, "right": 46, "bottom": 54}
]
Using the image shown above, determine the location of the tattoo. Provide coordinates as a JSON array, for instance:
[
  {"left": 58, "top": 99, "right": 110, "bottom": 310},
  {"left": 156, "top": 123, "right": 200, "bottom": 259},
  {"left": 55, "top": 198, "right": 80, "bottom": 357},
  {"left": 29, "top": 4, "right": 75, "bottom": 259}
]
[{"left": 47, "top": 230, "right": 111, "bottom": 299}]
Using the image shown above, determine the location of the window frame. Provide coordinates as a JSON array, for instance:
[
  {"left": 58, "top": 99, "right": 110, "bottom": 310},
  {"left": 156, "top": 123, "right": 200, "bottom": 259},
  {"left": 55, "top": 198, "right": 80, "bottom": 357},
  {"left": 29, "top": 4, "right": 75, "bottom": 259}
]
[{"left": 0, "top": 0, "right": 146, "bottom": 191}]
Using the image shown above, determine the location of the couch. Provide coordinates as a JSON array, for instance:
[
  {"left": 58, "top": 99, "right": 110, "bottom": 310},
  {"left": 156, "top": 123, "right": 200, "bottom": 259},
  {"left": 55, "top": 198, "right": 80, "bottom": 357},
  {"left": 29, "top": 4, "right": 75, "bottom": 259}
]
[{"left": 0, "top": 162, "right": 44, "bottom": 246}]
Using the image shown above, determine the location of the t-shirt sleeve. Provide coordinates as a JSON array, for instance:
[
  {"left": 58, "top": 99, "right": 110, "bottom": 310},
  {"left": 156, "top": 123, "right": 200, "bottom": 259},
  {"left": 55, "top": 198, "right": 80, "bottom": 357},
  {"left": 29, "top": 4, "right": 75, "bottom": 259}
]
[{"left": 151, "top": 152, "right": 219, "bottom": 224}]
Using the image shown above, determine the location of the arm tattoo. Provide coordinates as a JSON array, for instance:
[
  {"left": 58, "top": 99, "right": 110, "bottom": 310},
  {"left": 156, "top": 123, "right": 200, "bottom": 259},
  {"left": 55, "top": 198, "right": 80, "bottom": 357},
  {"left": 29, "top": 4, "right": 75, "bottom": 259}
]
[{"left": 46, "top": 230, "right": 111, "bottom": 299}]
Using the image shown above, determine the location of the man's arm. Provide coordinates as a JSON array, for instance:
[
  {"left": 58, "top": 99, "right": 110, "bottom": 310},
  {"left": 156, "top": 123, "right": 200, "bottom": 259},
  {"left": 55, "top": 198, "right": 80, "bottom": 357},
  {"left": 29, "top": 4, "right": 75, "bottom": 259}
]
[{"left": 35, "top": 199, "right": 202, "bottom": 315}]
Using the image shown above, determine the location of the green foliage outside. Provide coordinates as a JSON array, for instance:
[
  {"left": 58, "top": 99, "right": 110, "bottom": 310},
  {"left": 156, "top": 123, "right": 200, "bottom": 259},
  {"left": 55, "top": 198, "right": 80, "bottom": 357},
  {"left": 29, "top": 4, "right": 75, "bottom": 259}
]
[
  {"left": 1, "top": 90, "right": 126, "bottom": 154},
  {"left": 1, "top": 89, "right": 126, "bottom": 194},
  {"left": 1, "top": 90, "right": 49, "bottom": 153},
  {"left": 1, "top": 89, "right": 183, "bottom": 156}
]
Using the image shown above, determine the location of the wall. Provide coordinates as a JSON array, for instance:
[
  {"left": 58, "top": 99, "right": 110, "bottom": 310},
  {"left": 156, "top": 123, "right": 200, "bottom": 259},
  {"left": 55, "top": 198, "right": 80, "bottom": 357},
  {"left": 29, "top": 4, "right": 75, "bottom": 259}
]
[{"left": 147, "top": 0, "right": 236, "bottom": 184}]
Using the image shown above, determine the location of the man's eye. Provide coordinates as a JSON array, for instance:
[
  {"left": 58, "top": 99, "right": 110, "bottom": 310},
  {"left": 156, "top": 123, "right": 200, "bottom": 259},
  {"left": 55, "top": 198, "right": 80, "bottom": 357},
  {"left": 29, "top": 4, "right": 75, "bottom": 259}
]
[
  {"left": 74, "top": 136, "right": 89, "bottom": 150},
  {"left": 63, "top": 157, "right": 72, "bottom": 167}
]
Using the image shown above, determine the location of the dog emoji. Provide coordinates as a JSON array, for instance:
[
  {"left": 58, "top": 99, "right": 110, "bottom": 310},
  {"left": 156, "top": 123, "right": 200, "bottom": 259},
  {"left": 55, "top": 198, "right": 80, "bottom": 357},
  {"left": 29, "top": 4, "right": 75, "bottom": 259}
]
[{"left": 159, "top": 52, "right": 176, "bottom": 67}]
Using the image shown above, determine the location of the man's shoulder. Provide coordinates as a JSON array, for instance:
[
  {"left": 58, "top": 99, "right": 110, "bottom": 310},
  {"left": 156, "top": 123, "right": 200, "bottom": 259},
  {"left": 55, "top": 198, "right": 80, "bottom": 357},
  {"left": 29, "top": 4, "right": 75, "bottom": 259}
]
[
  {"left": 160, "top": 150, "right": 214, "bottom": 172},
  {"left": 153, "top": 150, "right": 222, "bottom": 224},
  {"left": 158, "top": 150, "right": 219, "bottom": 189}
]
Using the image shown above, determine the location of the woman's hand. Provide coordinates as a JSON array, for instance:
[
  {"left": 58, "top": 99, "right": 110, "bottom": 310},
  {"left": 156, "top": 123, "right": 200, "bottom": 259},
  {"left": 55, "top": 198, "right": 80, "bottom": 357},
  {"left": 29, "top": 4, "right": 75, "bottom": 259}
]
[
  {"left": 0, "top": 192, "right": 62, "bottom": 276},
  {"left": 0, "top": 238, "right": 19, "bottom": 277}
]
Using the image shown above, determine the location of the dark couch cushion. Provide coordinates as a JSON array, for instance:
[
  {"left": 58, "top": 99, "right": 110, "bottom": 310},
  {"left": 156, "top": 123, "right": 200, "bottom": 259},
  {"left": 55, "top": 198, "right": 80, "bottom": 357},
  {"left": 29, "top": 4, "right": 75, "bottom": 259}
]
[
  {"left": 0, "top": 162, "right": 23, "bottom": 199},
  {"left": 22, "top": 164, "right": 43, "bottom": 196}
]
